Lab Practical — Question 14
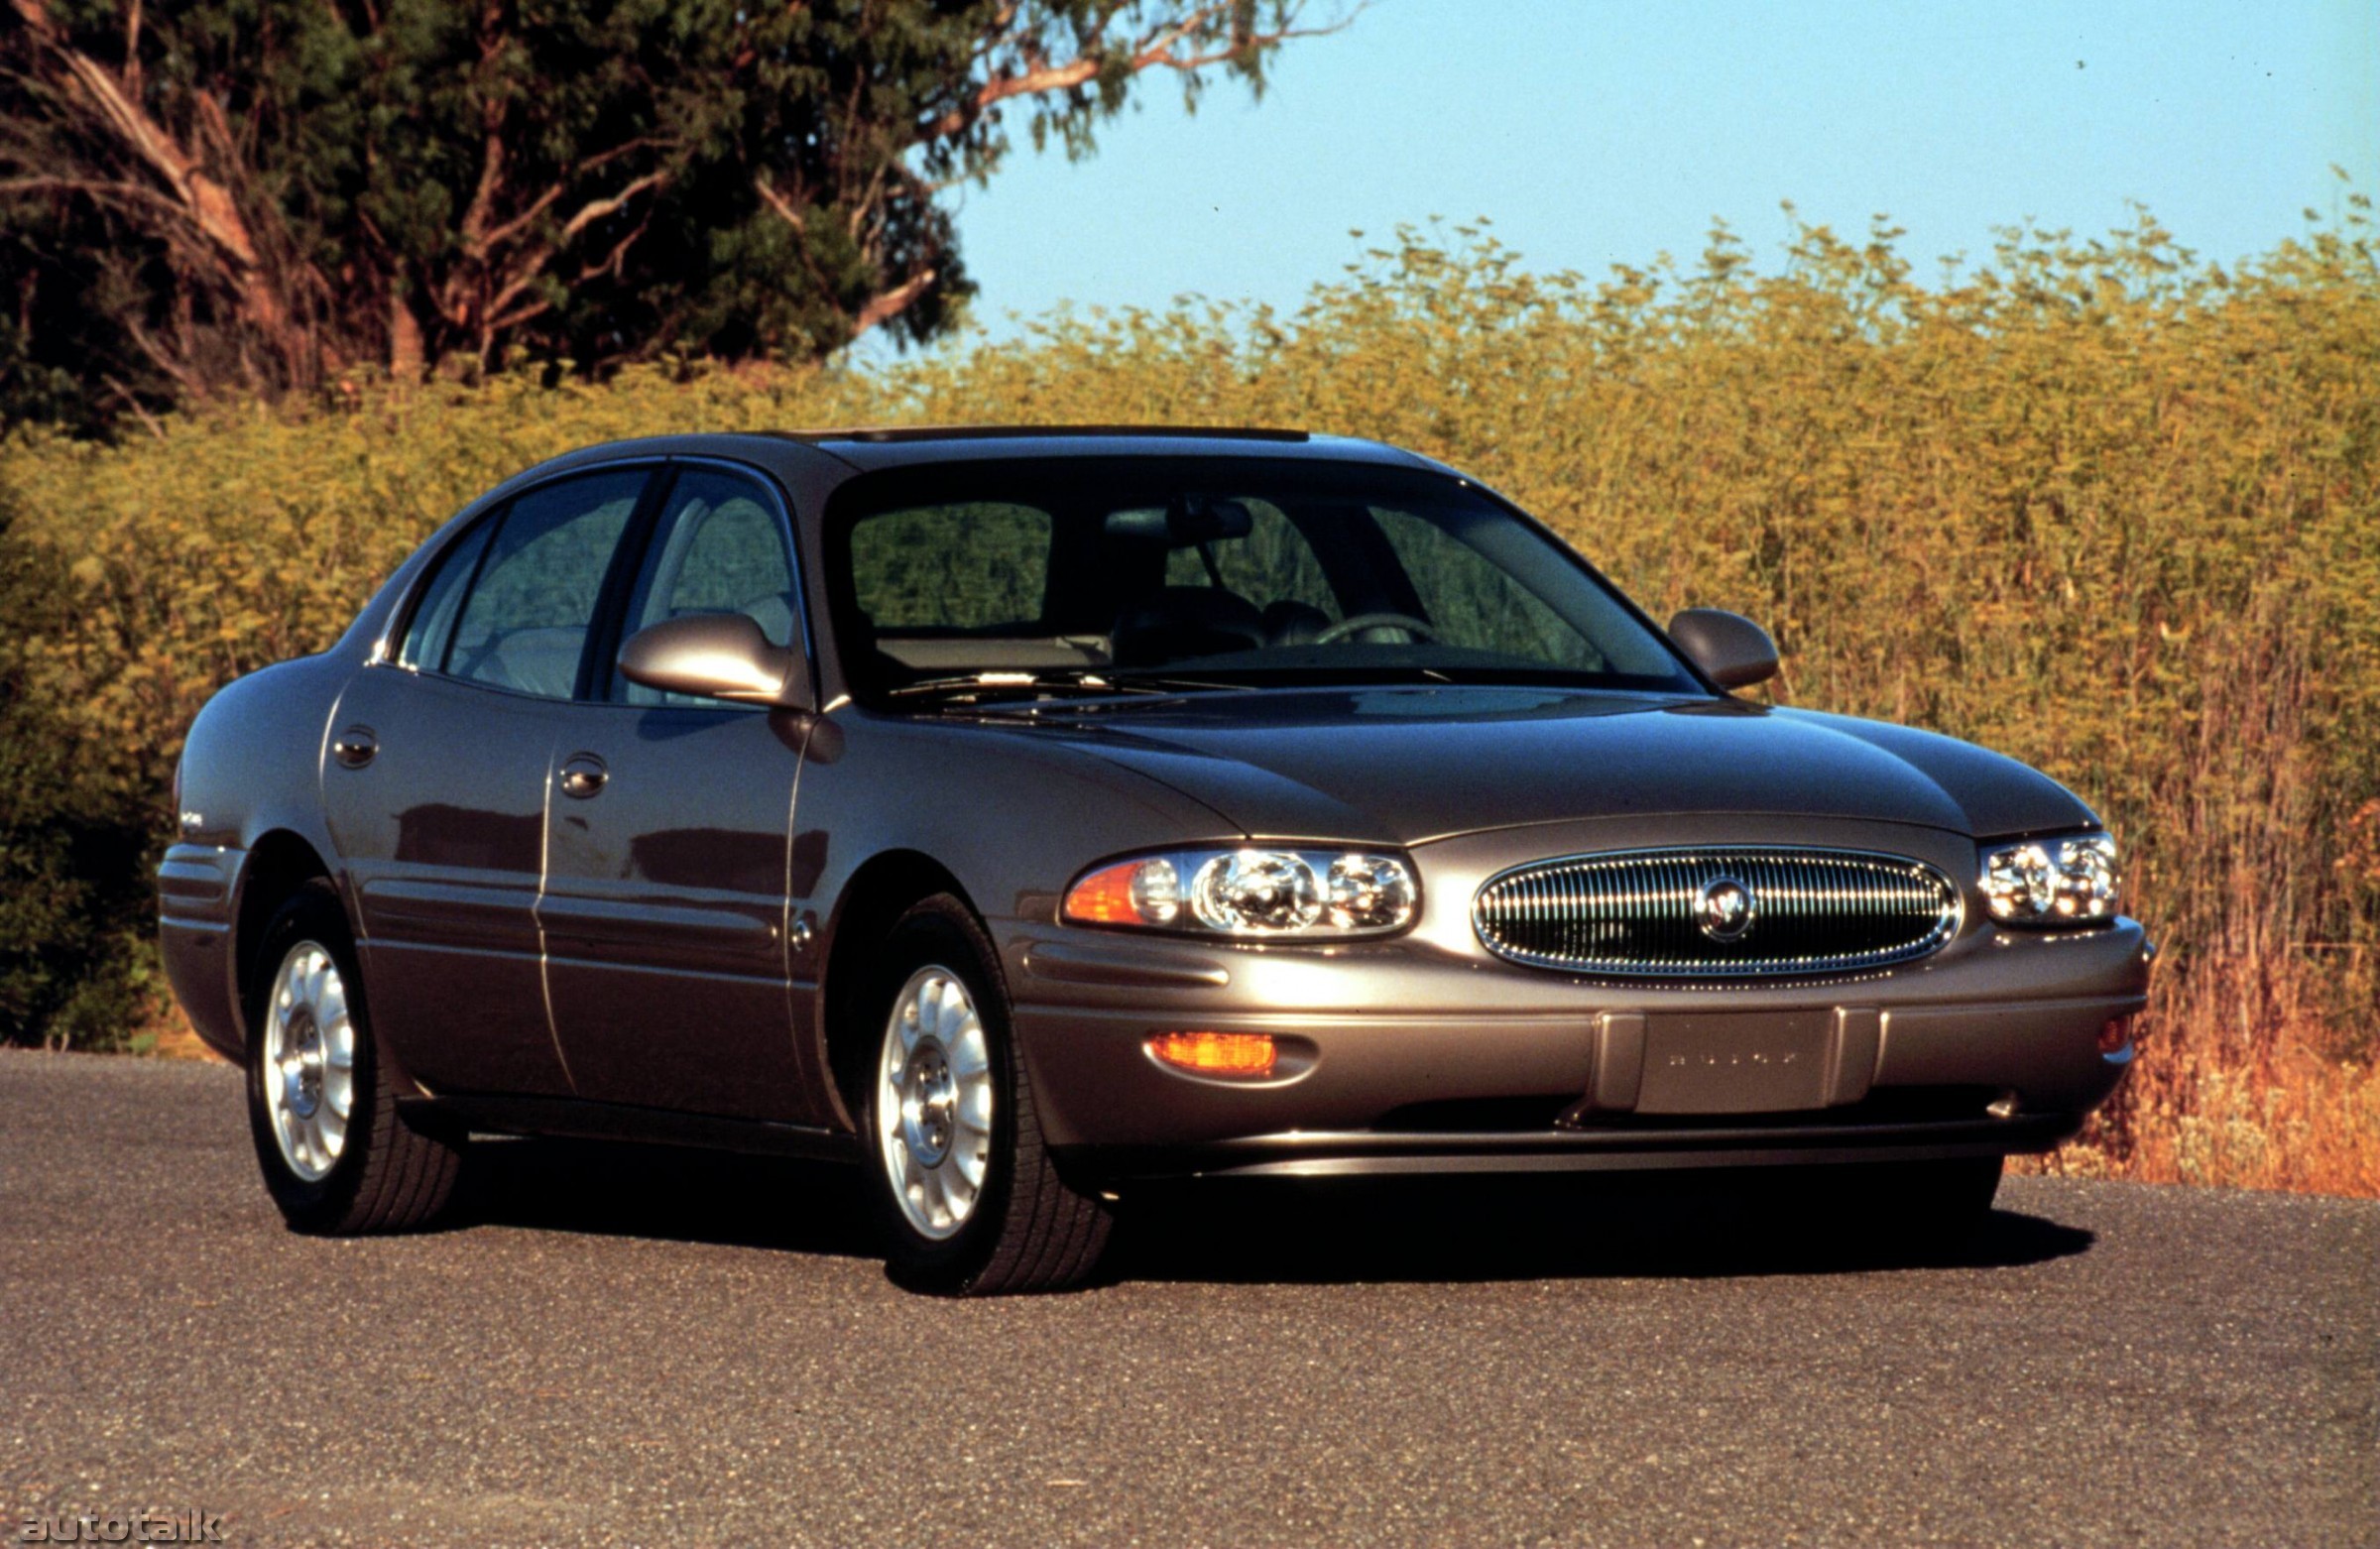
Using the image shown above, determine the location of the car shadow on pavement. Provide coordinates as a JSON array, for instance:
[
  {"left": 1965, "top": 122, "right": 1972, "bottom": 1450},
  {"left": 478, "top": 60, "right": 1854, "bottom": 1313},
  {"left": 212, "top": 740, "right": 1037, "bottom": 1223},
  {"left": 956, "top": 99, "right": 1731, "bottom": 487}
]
[
  {"left": 448, "top": 1137, "right": 2093, "bottom": 1286},
  {"left": 1106, "top": 1172, "right": 2096, "bottom": 1285},
  {"left": 450, "top": 1136, "right": 883, "bottom": 1261}
]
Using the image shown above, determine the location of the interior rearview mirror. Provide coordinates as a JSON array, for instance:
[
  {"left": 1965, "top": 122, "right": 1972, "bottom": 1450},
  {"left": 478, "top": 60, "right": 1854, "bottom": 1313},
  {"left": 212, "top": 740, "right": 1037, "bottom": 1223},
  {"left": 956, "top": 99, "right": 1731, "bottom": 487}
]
[
  {"left": 1667, "top": 608, "right": 1779, "bottom": 690},
  {"left": 617, "top": 612, "right": 815, "bottom": 710},
  {"left": 1103, "top": 496, "right": 1256, "bottom": 546}
]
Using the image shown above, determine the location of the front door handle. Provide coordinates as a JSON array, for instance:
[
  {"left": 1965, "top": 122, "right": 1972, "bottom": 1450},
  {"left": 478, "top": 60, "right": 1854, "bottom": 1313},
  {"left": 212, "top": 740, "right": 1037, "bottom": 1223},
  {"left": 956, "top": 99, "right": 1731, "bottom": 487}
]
[
  {"left": 557, "top": 753, "right": 609, "bottom": 799},
  {"left": 331, "top": 726, "right": 378, "bottom": 769}
]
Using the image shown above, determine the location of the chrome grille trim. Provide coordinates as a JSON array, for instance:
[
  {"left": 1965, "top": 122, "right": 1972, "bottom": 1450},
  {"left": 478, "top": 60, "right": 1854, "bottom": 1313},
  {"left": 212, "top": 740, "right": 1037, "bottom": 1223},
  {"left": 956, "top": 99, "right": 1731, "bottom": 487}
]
[{"left": 1472, "top": 847, "right": 1964, "bottom": 978}]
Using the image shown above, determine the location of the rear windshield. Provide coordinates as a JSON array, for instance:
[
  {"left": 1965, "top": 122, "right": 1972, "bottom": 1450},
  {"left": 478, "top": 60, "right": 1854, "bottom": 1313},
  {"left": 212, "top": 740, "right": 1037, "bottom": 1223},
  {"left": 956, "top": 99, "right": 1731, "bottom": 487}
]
[{"left": 821, "top": 456, "right": 1703, "bottom": 702}]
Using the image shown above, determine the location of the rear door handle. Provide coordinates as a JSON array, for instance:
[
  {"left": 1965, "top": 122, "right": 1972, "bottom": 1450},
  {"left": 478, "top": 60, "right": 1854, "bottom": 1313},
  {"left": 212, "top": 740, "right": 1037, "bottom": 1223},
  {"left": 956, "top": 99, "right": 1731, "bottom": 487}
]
[
  {"left": 332, "top": 726, "right": 378, "bottom": 769},
  {"left": 557, "top": 753, "right": 608, "bottom": 799}
]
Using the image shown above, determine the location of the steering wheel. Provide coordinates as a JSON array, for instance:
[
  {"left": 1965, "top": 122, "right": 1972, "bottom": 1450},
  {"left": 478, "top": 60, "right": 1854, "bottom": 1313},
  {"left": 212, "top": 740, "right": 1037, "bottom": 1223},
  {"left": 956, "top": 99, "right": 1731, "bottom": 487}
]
[{"left": 1314, "top": 611, "right": 1442, "bottom": 645}]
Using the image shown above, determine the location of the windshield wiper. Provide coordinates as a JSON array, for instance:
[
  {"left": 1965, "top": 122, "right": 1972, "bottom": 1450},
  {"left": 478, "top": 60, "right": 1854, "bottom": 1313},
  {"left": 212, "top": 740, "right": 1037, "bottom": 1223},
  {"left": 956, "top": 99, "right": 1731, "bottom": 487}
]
[{"left": 886, "top": 669, "right": 1172, "bottom": 702}]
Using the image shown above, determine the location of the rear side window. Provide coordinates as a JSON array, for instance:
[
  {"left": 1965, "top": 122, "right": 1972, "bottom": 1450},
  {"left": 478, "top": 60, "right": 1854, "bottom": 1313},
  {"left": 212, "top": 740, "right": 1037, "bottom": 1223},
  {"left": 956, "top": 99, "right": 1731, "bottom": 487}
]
[
  {"left": 849, "top": 504, "right": 1051, "bottom": 631},
  {"left": 444, "top": 470, "right": 648, "bottom": 698},
  {"left": 397, "top": 518, "right": 494, "bottom": 671}
]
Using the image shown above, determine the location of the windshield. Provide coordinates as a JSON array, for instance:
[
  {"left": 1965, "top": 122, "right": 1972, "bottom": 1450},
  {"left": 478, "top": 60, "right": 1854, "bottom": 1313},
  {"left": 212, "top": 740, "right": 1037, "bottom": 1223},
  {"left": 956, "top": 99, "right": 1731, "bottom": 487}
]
[{"left": 821, "top": 455, "right": 1705, "bottom": 703}]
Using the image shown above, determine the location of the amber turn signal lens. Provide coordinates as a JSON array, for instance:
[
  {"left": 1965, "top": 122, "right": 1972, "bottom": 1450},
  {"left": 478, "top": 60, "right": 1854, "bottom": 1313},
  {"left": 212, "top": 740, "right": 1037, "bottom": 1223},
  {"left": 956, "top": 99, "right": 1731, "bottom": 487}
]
[
  {"left": 1064, "top": 861, "right": 1145, "bottom": 924},
  {"left": 1063, "top": 858, "right": 1183, "bottom": 926},
  {"left": 1147, "top": 1030, "right": 1278, "bottom": 1079},
  {"left": 2097, "top": 1015, "right": 2136, "bottom": 1055}
]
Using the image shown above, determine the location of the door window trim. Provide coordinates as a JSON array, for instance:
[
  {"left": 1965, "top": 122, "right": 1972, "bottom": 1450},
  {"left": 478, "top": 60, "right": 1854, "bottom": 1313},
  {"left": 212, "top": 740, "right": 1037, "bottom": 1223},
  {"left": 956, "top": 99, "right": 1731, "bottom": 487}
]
[{"left": 576, "top": 456, "right": 816, "bottom": 711}]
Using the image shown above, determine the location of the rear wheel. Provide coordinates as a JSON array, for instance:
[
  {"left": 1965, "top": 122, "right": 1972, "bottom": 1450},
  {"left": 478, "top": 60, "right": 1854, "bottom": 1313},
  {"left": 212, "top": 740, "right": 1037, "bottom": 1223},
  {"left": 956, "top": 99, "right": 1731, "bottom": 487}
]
[
  {"left": 864, "top": 895, "right": 1111, "bottom": 1294},
  {"left": 244, "top": 881, "right": 463, "bottom": 1234}
]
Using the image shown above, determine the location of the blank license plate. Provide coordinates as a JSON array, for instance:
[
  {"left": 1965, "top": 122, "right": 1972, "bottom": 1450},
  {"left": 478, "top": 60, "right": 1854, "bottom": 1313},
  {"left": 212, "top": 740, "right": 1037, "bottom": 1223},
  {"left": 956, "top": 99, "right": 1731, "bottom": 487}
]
[{"left": 1634, "top": 1013, "right": 1834, "bottom": 1115}]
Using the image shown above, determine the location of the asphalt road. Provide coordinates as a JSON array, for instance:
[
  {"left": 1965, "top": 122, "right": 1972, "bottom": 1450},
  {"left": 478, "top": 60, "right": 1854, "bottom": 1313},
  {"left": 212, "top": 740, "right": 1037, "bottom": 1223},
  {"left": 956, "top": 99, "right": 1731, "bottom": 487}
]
[{"left": 2, "top": 1050, "right": 2373, "bottom": 1548}]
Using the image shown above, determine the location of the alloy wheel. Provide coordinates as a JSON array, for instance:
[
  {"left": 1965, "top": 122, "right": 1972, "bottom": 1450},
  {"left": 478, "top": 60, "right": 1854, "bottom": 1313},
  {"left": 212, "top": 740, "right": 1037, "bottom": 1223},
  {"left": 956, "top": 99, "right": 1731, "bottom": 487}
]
[
  {"left": 875, "top": 965, "right": 996, "bottom": 1240},
  {"left": 261, "top": 941, "right": 356, "bottom": 1182}
]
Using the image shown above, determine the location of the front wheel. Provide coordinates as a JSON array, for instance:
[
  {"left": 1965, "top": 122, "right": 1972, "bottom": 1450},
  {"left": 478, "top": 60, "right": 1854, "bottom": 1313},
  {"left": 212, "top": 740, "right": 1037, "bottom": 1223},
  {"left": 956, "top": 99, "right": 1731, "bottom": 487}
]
[
  {"left": 244, "top": 881, "right": 463, "bottom": 1234},
  {"left": 864, "top": 895, "right": 1111, "bottom": 1294}
]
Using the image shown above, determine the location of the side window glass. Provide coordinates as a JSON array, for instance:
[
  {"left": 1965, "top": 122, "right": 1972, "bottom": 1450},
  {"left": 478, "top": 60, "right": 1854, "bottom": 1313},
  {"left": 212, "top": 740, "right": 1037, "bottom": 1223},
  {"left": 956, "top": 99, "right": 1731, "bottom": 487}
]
[
  {"left": 616, "top": 471, "right": 799, "bottom": 706},
  {"left": 396, "top": 518, "right": 493, "bottom": 671},
  {"left": 446, "top": 470, "right": 647, "bottom": 698},
  {"left": 1162, "top": 499, "right": 1339, "bottom": 620},
  {"left": 850, "top": 504, "right": 1051, "bottom": 631},
  {"left": 1371, "top": 507, "right": 1606, "bottom": 670}
]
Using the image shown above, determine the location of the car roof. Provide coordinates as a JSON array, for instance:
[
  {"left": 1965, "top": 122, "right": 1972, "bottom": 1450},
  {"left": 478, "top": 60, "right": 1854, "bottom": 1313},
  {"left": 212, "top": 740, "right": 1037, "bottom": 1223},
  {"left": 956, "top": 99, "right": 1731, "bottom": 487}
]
[
  {"left": 511, "top": 426, "right": 1451, "bottom": 487},
  {"left": 769, "top": 425, "right": 1445, "bottom": 475}
]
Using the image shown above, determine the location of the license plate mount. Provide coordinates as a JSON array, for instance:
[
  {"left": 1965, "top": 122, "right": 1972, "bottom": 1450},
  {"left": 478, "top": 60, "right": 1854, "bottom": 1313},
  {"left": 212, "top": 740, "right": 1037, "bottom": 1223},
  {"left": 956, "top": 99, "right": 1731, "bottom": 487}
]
[{"left": 1633, "top": 1013, "right": 1835, "bottom": 1115}]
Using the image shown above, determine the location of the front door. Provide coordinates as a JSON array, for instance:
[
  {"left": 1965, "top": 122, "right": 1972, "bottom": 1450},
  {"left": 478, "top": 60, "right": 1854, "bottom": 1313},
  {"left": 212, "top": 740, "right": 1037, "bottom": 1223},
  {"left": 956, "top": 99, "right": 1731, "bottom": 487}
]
[{"left": 538, "top": 467, "right": 824, "bottom": 1123}]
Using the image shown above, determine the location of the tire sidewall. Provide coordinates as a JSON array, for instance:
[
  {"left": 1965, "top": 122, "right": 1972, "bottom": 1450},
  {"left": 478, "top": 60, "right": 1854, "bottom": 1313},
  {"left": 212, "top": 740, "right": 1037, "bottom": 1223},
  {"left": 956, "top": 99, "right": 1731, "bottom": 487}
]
[
  {"left": 244, "top": 883, "right": 377, "bottom": 1230},
  {"left": 863, "top": 898, "right": 1018, "bottom": 1287}
]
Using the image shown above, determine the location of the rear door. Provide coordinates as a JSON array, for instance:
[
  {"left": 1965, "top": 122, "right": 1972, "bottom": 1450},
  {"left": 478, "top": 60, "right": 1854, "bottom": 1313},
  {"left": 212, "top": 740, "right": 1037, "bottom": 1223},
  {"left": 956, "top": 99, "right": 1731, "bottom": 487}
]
[
  {"left": 536, "top": 466, "right": 826, "bottom": 1124},
  {"left": 324, "top": 467, "right": 652, "bottom": 1097}
]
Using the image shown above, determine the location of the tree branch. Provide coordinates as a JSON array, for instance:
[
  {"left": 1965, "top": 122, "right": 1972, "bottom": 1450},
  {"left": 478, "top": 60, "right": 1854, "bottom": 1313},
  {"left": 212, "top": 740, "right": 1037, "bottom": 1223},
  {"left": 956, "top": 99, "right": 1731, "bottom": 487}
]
[
  {"left": 558, "top": 170, "right": 669, "bottom": 242},
  {"left": 917, "top": 2, "right": 1350, "bottom": 143},
  {"left": 851, "top": 266, "right": 937, "bottom": 339},
  {"left": 6, "top": 0, "right": 262, "bottom": 273},
  {"left": 752, "top": 173, "right": 807, "bottom": 233}
]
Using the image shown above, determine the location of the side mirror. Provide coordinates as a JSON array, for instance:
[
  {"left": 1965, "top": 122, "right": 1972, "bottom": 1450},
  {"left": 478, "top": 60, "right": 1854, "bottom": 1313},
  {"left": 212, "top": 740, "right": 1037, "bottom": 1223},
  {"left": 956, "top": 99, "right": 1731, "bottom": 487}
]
[
  {"left": 618, "top": 613, "right": 815, "bottom": 711},
  {"left": 1667, "top": 608, "right": 1779, "bottom": 690}
]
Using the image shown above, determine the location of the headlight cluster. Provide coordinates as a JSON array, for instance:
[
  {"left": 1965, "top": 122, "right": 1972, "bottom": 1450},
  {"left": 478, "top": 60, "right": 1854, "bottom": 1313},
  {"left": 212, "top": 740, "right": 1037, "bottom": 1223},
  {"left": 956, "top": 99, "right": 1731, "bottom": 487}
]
[
  {"left": 1064, "top": 848, "right": 1418, "bottom": 937},
  {"left": 1980, "top": 832, "right": 2121, "bottom": 925}
]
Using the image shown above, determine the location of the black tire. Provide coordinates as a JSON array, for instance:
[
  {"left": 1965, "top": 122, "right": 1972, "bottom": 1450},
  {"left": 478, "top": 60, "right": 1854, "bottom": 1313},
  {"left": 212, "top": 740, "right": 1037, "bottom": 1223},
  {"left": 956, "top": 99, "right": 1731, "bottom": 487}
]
[
  {"left": 861, "top": 895, "right": 1111, "bottom": 1294},
  {"left": 244, "top": 880, "right": 463, "bottom": 1234}
]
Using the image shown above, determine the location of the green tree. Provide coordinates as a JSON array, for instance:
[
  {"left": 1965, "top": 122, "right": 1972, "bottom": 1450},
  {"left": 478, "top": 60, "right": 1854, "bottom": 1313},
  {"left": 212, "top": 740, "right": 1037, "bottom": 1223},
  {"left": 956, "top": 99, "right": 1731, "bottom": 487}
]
[{"left": 0, "top": 0, "right": 1345, "bottom": 428}]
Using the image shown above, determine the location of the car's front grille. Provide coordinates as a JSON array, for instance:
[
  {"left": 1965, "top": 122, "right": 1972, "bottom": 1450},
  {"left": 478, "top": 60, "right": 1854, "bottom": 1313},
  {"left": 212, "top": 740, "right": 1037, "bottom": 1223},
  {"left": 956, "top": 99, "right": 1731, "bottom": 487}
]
[{"left": 1472, "top": 847, "right": 1963, "bottom": 979}]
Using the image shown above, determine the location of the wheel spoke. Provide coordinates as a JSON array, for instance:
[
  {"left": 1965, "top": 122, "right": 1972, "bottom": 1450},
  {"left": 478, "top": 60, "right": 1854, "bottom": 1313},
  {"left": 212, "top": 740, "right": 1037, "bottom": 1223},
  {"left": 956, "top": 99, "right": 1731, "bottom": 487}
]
[
  {"left": 949, "top": 1022, "right": 989, "bottom": 1081},
  {"left": 316, "top": 980, "right": 348, "bottom": 1037},
  {"left": 927, "top": 1163, "right": 958, "bottom": 1230},
  {"left": 953, "top": 1134, "right": 988, "bottom": 1188}
]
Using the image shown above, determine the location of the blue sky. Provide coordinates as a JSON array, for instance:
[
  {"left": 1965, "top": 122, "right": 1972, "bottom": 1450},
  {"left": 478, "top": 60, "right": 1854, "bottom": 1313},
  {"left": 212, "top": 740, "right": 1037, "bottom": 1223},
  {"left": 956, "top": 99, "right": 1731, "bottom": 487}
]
[{"left": 911, "top": 0, "right": 2377, "bottom": 347}]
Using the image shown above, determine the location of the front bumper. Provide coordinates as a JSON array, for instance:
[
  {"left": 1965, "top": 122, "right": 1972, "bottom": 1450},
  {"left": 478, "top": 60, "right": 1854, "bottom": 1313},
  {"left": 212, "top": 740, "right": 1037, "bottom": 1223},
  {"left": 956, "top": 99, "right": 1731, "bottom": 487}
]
[{"left": 1003, "top": 916, "right": 2149, "bottom": 1183}]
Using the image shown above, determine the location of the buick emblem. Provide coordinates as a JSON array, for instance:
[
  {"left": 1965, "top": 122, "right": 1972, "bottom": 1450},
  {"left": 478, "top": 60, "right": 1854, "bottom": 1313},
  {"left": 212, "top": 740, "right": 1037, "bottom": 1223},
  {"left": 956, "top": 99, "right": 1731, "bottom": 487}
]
[{"left": 1697, "top": 876, "right": 1756, "bottom": 942}]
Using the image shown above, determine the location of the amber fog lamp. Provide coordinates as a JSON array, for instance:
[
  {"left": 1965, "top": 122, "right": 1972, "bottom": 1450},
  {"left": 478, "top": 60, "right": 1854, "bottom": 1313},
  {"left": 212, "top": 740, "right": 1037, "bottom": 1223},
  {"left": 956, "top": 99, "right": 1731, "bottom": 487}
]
[{"left": 1147, "top": 1030, "right": 1278, "bottom": 1079}]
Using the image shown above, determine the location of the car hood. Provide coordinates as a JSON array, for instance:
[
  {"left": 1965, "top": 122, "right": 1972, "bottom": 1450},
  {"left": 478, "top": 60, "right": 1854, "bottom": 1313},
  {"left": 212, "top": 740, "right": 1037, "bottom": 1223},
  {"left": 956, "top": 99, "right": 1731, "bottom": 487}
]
[{"left": 992, "top": 685, "right": 2096, "bottom": 846}]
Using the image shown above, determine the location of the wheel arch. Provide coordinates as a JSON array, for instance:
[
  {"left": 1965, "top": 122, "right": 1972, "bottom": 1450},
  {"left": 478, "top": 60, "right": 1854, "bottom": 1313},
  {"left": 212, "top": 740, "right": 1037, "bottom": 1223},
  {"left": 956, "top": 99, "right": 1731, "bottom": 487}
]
[
  {"left": 233, "top": 830, "right": 338, "bottom": 1039},
  {"left": 817, "top": 849, "right": 986, "bottom": 1131}
]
